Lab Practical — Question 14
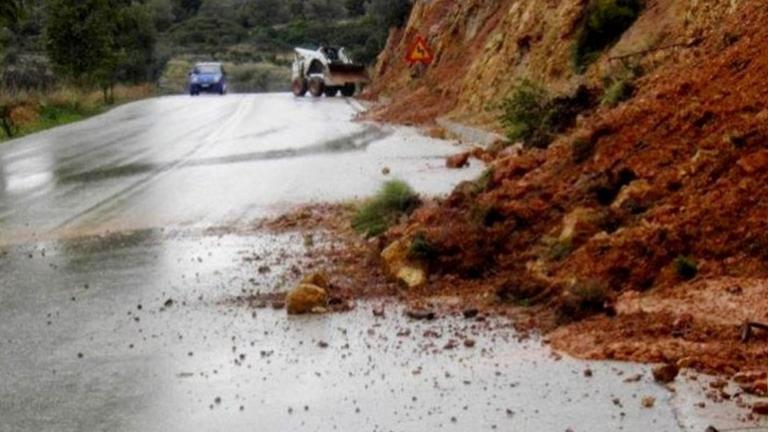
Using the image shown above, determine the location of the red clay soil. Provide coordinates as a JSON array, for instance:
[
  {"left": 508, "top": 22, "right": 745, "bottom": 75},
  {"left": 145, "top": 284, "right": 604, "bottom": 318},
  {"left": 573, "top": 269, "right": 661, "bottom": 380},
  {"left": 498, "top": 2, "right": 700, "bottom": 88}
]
[{"left": 374, "top": 3, "right": 768, "bottom": 377}]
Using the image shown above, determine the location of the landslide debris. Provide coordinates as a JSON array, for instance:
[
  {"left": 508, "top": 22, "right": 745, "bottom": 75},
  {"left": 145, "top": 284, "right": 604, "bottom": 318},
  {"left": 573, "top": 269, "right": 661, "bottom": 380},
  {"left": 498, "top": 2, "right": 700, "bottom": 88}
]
[
  {"left": 286, "top": 276, "right": 329, "bottom": 315},
  {"left": 365, "top": 0, "right": 768, "bottom": 376}
]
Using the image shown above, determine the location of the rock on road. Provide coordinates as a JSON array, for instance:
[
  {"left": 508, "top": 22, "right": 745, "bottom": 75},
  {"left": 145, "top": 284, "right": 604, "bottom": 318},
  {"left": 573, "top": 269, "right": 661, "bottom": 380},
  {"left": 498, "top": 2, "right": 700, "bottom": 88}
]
[{"left": 0, "top": 94, "right": 756, "bottom": 432}]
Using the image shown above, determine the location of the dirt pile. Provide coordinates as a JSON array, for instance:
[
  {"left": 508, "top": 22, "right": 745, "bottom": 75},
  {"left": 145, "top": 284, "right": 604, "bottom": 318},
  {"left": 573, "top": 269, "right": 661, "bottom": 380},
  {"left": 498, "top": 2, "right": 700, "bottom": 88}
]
[{"left": 367, "top": 1, "right": 768, "bottom": 376}]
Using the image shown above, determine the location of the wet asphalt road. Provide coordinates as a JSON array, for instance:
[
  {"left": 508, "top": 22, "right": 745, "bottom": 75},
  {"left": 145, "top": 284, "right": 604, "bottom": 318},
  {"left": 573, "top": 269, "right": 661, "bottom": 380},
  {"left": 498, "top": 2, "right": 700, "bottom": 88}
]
[
  {"left": 0, "top": 94, "right": 758, "bottom": 431},
  {"left": 0, "top": 94, "right": 480, "bottom": 244}
]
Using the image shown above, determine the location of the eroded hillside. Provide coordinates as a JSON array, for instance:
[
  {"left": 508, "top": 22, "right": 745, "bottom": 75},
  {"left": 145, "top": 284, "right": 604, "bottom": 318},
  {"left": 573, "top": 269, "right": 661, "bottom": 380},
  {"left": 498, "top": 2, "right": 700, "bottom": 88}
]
[
  {"left": 366, "top": 0, "right": 742, "bottom": 128},
  {"left": 365, "top": 0, "right": 768, "bottom": 379}
]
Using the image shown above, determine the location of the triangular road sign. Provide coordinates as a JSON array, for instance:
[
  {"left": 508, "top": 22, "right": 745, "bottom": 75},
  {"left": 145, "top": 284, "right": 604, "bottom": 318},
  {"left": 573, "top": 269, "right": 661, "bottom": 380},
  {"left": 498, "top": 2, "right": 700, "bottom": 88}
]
[{"left": 406, "top": 36, "right": 434, "bottom": 66}]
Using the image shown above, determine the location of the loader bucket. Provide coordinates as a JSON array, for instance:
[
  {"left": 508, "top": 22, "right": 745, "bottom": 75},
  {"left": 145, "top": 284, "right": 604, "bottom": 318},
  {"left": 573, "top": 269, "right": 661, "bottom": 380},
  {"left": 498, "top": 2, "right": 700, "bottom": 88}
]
[{"left": 326, "top": 63, "right": 369, "bottom": 86}]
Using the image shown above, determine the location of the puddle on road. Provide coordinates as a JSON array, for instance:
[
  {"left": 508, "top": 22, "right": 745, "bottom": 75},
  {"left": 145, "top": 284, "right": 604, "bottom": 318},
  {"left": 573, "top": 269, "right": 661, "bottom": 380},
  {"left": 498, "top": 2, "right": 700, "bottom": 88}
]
[
  {"left": 55, "top": 126, "right": 391, "bottom": 185},
  {"left": 0, "top": 230, "right": 761, "bottom": 432}
]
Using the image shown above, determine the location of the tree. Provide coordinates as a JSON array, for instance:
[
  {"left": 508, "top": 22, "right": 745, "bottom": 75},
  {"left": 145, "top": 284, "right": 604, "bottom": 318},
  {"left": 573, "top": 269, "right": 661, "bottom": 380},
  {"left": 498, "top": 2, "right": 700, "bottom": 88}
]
[
  {"left": 286, "top": 0, "right": 305, "bottom": 19},
  {"left": 198, "top": 0, "right": 239, "bottom": 22},
  {"left": 0, "top": 0, "right": 27, "bottom": 33},
  {"left": 46, "top": 0, "right": 157, "bottom": 101},
  {"left": 113, "top": 3, "right": 157, "bottom": 83},
  {"left": 344, "top": 0, "right": 366, "bottom": 17},
  {"left": 148, "top": 0, "right": 175, "bottom": 31},
  {"left": 367, "top": 0, "right": 412, "bottom": 28},
  {"left": 46, "top": 0, "right": 115, "bottom": 89},
  {"left": 238, "top": 0, "right": 287, "bottom": 27},
  {"left": 304, "top": 0, "right": 346, "bottom": 20},
  {"left": 171, "top": 0, "right": 202, "bottom": 22}
]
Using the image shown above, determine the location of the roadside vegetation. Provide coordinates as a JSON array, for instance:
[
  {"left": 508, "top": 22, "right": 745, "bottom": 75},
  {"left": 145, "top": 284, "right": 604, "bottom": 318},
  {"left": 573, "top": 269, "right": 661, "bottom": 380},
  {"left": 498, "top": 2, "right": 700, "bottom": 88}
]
[
  {"left": 498, "top": 79, "right": 594, "bottom": 149},
  {"left": 601, "top": 61, "right": 643, "bottom": 107},
  {"left": 352, "top": 180, "right": 420, "bottom": 237},
  {"left": 0, "top": 0, "right": 414, "bottom": 140},
  {"left": 0, "top": 85, "right": 153, "bottom": 142},
  {"left": 572, "top": 0, "right": 643, "bottom": 73}
]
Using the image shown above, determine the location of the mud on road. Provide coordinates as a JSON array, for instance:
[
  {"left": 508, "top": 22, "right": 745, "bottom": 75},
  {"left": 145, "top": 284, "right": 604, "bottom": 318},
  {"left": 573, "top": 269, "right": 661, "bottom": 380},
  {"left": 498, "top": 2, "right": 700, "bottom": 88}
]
[{"left": 0, "top": 93, "right": 763, "bottom": 431}]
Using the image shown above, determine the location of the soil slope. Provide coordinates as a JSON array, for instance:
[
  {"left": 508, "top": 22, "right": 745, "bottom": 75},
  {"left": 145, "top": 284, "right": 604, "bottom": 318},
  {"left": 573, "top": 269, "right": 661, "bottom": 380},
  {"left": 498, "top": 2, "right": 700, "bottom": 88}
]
[
  {"left": 366, "top": 0, "right": 741, "bottom": 128},
  {"left": 367, "top": 0, "right": 768, "bottom": 378}
]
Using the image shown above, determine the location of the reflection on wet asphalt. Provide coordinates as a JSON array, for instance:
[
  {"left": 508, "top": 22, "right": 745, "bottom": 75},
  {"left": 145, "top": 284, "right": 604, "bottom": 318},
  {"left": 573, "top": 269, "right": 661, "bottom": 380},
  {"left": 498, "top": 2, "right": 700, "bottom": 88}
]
[
  {"left": 0, "top": 232, "right": 680, "bottom": 432},
  {"left": 0, "top": 95, "right": 754, "bottom": 431},
  {"left": 0, "top": 94, "right": 481, "bottom": 244}
]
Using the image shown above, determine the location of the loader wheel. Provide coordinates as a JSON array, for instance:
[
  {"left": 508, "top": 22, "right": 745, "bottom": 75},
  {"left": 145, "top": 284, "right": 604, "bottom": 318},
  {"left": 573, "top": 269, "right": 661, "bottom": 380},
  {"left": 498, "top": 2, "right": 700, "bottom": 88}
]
[
  {"left": 292, "top": 79, "right": 308, "bottom": 97},
  {"left": 341, "top": 84, "right": 356, "bottom": 97},
  {"left": 308, "top": 79, "right": 325, "bottom": 98},
  {"left": 324, "top": 87, "right": 339, "bottom": 97}
]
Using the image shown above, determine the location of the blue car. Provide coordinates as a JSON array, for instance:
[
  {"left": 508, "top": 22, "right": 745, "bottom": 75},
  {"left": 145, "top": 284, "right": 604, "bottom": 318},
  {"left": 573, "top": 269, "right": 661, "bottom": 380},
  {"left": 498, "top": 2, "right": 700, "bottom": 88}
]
[{"left": 189, "top": 62, "right": 227, "bottom": 96}]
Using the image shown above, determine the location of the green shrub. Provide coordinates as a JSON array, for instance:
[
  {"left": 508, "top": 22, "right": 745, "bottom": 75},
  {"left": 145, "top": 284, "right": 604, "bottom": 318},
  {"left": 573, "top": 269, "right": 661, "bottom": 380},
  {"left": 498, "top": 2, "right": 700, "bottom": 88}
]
[
  {"left": 499, "top": 80, "right": 594, "bottom": 149},
  {"left": 600, "top": 62, "right": 642, "bottom": 107},
  {"left": 169, "top": 16, "right": 247, "bottom": 50},
  {"left": 408, "top": 233, "right": 438, "bottom": 260},
  {"left": 498, "top": 79, "right": 551, "bottom": 148},
  {"left": 352, "top": 180, "right": 420, "bottom": 237},
  {"left": 368, "top": 0, "right": 413, "bottom": 29},
  {"left": 601, "top": 77, "right": 635, "bottom": 107},
  {"left": 572, "top": 0, "right": 643, "bottom": 73},
  {"left": 674, "top": 255, "right": 698, "bottom": 280},
  {"left": 558, "top": 279, "right": 609, "bottom": 322}
]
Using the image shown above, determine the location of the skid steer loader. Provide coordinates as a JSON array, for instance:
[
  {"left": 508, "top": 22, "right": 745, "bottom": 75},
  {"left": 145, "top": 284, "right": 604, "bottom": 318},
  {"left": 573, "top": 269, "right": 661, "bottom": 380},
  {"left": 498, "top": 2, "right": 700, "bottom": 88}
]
[{"left": 291, "top": 46, "right": 369, "bottom": 98}]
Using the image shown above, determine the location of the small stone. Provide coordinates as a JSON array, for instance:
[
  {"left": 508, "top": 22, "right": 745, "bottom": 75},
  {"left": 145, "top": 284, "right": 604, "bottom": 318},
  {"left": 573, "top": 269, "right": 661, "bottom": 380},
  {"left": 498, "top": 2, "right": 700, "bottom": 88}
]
[
  {"left": 709, "top": 380, "right": 728, "bottom": 390},
  {"left": 318, "top": 341, "right": 329, "bottom": 348},
  {"left": 624, "top": 374, "right": 643, "bottom": 383},
  {"left": 641, "top": 396, "right": 656, "bottom": 408},
  {"left": 462, "top": 308, "right": 479, "bottom": 319},
  {"left": 446, "top": 152, "right": 471, "bottom": 169},
  {"left": 752, "top": 401, "right": 768, "bottom": 415},
  {"left": 652, "top": 363, "right": 679, "bottom": 384},
  {"left": 405, "top": 308, "right": 436, "bottom": 321},
  {"left": 584, "top": 368, "right": 593, "bottom": 378},
  {"left": 382, "top": 167, "right": 391, "bottom": 175},
  {"left": 443, "top": 340, "right": 458, "bottom": 350},
  {"left": 464, "top": 339, "right": 476, "bottom": 348}
]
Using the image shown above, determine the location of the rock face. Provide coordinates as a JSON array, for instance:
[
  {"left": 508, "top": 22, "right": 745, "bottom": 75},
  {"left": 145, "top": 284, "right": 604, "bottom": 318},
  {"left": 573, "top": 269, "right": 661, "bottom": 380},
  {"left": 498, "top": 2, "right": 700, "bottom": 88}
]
[
  {"left": 381, "top": 239, "right": 426, "bottom": 288},
  {"left": 366, "top": 0, "right": 740, "bottom": 126},
  {"left": 286, "top": 284, "right": 328, "bottom": 315}
]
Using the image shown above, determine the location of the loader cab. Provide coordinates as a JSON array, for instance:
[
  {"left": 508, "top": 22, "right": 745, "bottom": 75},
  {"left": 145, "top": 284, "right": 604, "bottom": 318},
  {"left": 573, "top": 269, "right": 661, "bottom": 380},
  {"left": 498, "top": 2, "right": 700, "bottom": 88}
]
[{"left": 320, "top": 46, "right": 339, "bottom": 62}]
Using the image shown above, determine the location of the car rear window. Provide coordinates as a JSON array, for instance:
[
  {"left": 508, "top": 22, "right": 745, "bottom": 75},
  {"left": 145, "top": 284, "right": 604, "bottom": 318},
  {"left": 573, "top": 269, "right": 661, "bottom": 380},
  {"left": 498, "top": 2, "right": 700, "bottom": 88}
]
[{"left": 194, "top": 65, "right": 221, "bottom": 74}]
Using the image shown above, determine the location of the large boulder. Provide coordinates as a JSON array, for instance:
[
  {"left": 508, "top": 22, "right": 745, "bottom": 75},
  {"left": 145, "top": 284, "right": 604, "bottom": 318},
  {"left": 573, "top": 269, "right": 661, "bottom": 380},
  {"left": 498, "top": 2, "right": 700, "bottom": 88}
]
[
  {"left": 381, "top": 239, "right": 426, "bottom": 289},
  {"left": 286, "top": 283, "right": 328, "bottom": 315}
]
